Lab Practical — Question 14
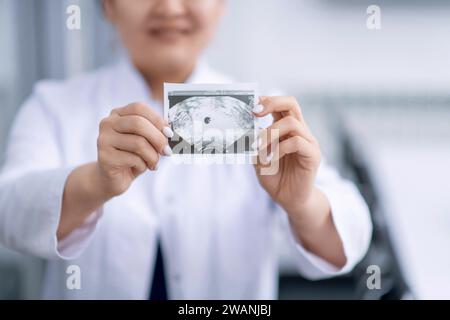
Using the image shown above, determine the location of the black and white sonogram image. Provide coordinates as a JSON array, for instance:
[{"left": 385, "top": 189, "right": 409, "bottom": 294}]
[{"left": 164, "top": 83, "right": 257, "bottom": 155}]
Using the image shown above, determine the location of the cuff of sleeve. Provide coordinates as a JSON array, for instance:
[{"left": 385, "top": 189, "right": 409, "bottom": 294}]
[
  {"left": 288, "top": 184, "right": 371, "bottom": 279},
  {"left": 292, "top": 238, "right": 350, "bottom": 279},
  {"left": 55, "top": 207, "right": 103, "bottom": 260},
  {"left": 288, "top": 226, "right": 349, "bottom": 280},
  {"left": 29, "top": 166, "right": 102, "bottom": 260},
  {"left": 0, "top": 167, "right": 77, "bottom": 258}
]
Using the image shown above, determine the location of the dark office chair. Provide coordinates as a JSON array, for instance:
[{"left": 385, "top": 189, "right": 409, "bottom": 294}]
[{"left": 335, "top": 107, "right": 411, "bottom": 300}]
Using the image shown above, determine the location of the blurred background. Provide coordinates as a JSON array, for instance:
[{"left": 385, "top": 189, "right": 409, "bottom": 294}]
[{"left": 1, "top": 0, "right": 450, "bottom": 299}]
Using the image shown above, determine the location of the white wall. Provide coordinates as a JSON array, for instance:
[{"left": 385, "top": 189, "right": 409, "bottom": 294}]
[
  {"left": 206, "top": 0, "right": 450, "bottom": 95},
  {"left": 1, "top": 0, "right": 449, "bottom": 155}
]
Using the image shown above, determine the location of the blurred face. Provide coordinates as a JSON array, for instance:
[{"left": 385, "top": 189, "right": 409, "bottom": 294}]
[{"left": 104, "top": 0, "right": 224, "bottom": 77}]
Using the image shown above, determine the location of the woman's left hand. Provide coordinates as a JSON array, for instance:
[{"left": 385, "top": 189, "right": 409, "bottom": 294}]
[
  {"left": 253, "top": 96, "right": 347, "bottom": 267},
  {"left": 253, "top": 96, "right": 322, "bottom": 214}
]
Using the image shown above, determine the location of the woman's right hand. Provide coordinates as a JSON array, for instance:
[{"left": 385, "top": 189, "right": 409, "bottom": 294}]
[{"left": 96, "top": 102, "right": 173, "bottom": 197}]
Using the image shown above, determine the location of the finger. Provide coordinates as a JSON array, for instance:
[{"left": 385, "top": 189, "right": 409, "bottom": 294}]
[
  {"left": 109, "top": 132, "right": 160, "bottom": 170},
  {"left": 273, "top": 135, "right": 316, "bottom": 162},
  {"left": 100, "top": 147, "right": 148, "bottom": 176},
  {"left": 111, "top": 102, "right": 170, "bottom": 132},
  {"left": 112, "top": 115, "right": 172, "bottom": 156},
  {"left": 258, "top": 116, "right": 314, "bottom": 152},
  {"left": 258, "top": 135, "right": 314, "bottom": 166},
  {"left": 257, "top": 147, "right": 275, "bottom": 166},
  {"left": 253, "top": 96, "right": 303, "bottom": 121}
]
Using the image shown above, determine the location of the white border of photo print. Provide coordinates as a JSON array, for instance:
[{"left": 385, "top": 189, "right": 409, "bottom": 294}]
[{"left": 164, "top": 83, "right": 259, "bottom": 165}]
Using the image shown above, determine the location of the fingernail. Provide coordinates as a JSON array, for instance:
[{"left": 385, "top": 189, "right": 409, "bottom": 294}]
[
  {"left": 257, "top": 137, "right": 263, "bottom": 147},
  {"left": 261, "top": 152, "right": 273, "bottom": 165},
  {"left": 163, "top": 145, "right": 173, "bottom": 156},
  {"left": 252, "top": 104, "right": 264, "bottom": 113},
  {"left": 154, "top": 162, "right": 159, "bottom": 171},
  {"left": 163, "top": 126, "right": 174, "bottom": 138}
]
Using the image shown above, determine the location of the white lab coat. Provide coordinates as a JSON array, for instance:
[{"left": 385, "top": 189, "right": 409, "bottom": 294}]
[{"left": 0, "top": 58, "right": 372, "bottom": 299}]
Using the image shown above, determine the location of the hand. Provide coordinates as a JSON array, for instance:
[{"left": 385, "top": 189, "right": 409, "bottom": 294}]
[
  {"left": 96, "top": 102, "right": 173, "bottom": 197},
  {"left": 253, "top": 96, "right": 322, "bottom": 214},
  {"left": 253, "top": 96, "right": 346, "bottom": 267}
]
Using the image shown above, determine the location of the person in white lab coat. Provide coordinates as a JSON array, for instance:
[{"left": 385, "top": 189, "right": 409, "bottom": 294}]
[{"left": 0, "top": 0, "right": 372, "bottom": 299}]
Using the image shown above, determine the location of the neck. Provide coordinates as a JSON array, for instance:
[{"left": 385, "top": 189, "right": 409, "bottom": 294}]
[{"left": 139, "top": 62, "right": 196, "bottom": 102}]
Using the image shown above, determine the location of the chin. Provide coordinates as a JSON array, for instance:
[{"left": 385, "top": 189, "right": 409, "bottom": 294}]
[{"left": 153, "top": 50, "right": 198, "bottom": 74}]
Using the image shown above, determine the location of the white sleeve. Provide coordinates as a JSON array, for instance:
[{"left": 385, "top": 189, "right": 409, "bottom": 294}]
[
  {"left": 0, "top": 84, "right": 101, "bottom": 260},
  {"left": 282, "top": 160, "right": 373, "bottom": 280}
]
